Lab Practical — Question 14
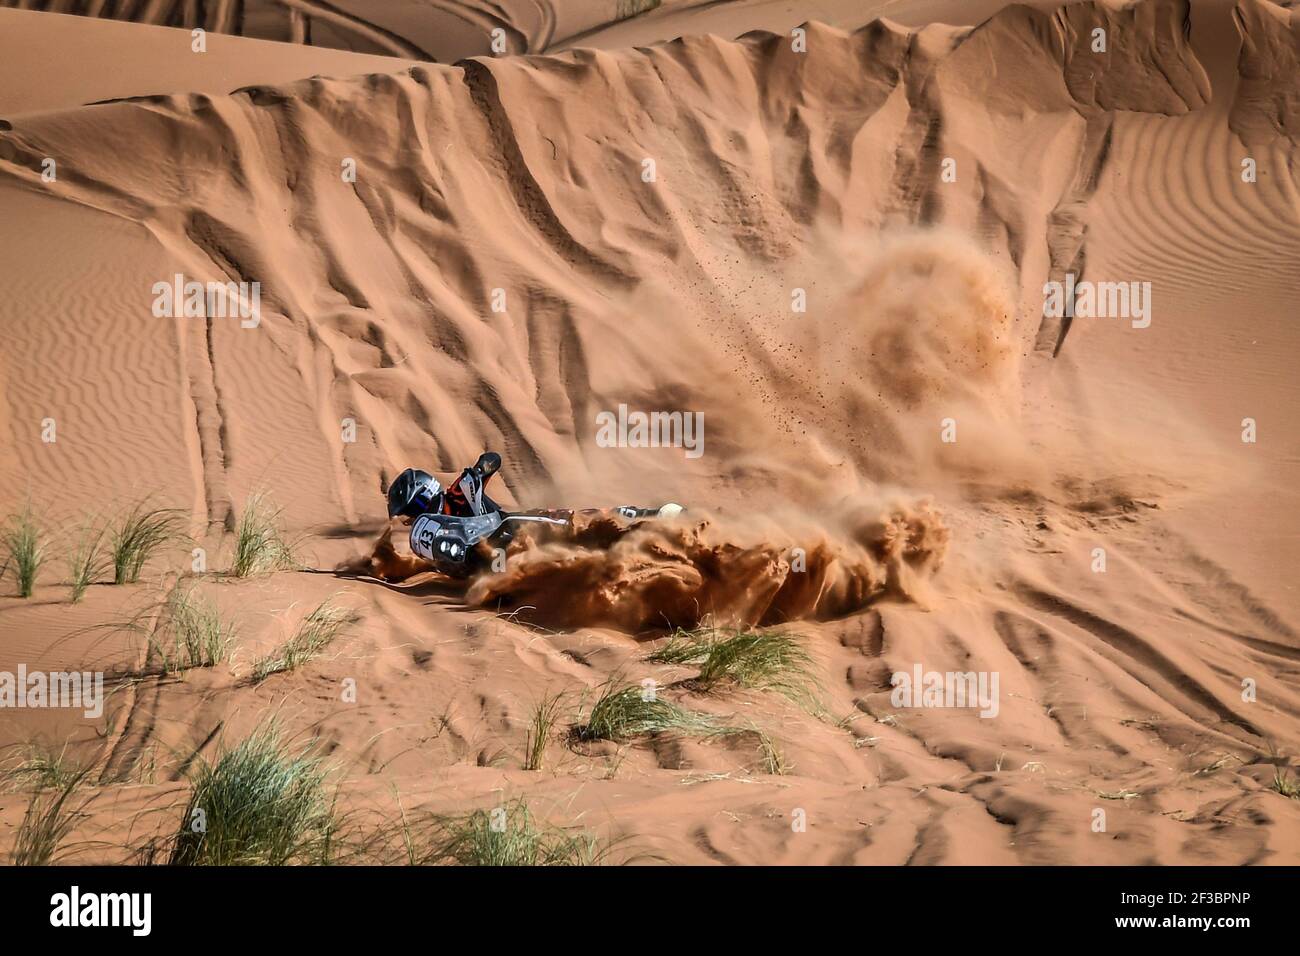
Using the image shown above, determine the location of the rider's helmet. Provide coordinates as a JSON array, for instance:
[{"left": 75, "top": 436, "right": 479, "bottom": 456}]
[{"left": 387, "top": 468, "right": 442, "bottom": 519}]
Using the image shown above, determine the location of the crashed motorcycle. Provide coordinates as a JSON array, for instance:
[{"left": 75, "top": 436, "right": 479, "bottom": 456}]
[
  {"left": 407, "top": 503, "right": 681, "bottom": 576},
  {"left": 388, "top": 454, "right": 681, "bottom": 577}
]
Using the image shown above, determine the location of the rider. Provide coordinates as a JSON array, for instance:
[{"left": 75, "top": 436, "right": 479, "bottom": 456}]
[
  {"left": 386, "top": 450, "right": 683, "bottom": 524},
  {"left": 387, "top": 452, "right": 502, "bottom": 522}
]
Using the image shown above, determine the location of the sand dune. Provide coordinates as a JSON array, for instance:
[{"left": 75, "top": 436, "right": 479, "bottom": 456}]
[
  {"left": 0, "top": 0, "right": 767, "bottom": 61},
  {"left": 0, "top": 0, "right": 1297, "bottom": 865},
  {"left": 0, "top": 0, "right": 1142, "bottom": 62}
]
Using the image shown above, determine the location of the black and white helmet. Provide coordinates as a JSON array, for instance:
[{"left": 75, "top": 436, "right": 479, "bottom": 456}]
[{"left": 387, "top": 468, "right": 442, "bottom": 519}]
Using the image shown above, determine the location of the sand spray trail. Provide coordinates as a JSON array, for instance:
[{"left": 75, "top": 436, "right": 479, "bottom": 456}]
[
  {"left": 346, "top": 496, "right": 948, "bottom": 631},
  {"left": 471, "top": 498, "right": 948, "bottom": 630},
  {"left": 339, "top": 232, "right": 1026, "bottom": 630}
]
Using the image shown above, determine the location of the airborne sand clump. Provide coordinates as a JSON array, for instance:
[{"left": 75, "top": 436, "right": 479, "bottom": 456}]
[{"left": 793, "top": 231, "right": 1032, "bottom": 488}]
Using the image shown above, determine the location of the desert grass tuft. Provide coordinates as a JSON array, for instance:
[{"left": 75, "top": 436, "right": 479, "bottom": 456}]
[
  {"left": 67, "top": 519, "right": 109, "bottom": 603},
  {"left": 169, "top": 723, "right": 337, "bottom": 865},
  {"left": 2, "top": 504, "right": 45, "bottom": 598},
  {"left": 523, "top": 692, "right": 567, "bottom": 771},
  {"left": 572, "top": 679, "right": 721, "bottom": 743},
  {"left": 1, "top": 742, "right": 86, "bottom": 792},
  {"left": 11, "top": 768, "right": 92, "bottom": 865},
  {"left": 110, "top": 503, "right": 183, "bottom": 585},
  {"left": 149, "top": 586, "right": 236, "bottom": 674},
  {"left": 649, "top": 627, "right": 822, "bottom": 710},
  {"left": 231, "top": 492, "right": 297, "bottom": 577},
  {"left": 251, "top": 598, "right": 357, "bottom": 682},
  {"left": 1272, "top": 767, "right": 1300, "bottom": 799},
  {"left": 409, "top": 798, "right": 607, "bottom": 866},
  {"left": 752, "top": 729, "right": 789, "bottom": 776}
]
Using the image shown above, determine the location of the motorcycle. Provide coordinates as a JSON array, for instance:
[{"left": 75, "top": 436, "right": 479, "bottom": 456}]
[{"left": 408, "top": 509, "right": 568, "bottom": 574}]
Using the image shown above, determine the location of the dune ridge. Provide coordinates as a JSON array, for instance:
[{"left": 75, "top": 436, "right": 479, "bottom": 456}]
[{"left": 0, "top": 0, "right": 661, "bottom": 61}]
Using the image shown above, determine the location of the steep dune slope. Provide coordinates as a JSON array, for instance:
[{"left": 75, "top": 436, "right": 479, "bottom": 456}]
[{"left": 0, "top": 1, "right": 1241, "bottom": 520}]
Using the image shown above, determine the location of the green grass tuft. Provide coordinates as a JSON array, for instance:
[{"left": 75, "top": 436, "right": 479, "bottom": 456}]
[
  {"left": 149, "top": 586, "right": 237, "bottom": 674},
  {"left": 1, "top": 742, "right": 86, "bottom": 792},
  {"left": 67, "top": 519, "right": 109, "bottom": 603},
  {"left": 2, "top": 504, "right": 45, "bottom": 598},
  {"left": 649, "top": 627, "right": 822, "bottom": 710},
  {"left": 169, "top": 723, "right": 337, "bottom": 865},
  {"left": 1272, "top": 767, "right": 1300, "bottom": 799},
  {"left": 523, "top": 692, "right": 567, "bottom": 771},
  {"left": 110, "top": 504, "right": 183, "bottom": 585},
  {"left": 11, "top": 768, "right": 91, "bottom": 865},
  {"left": 412, "top": 798, "right": 608, "bottom": 866},
  {"left": 753, "top": 729, "right": 789, "bottom": 776},
  {"left": 251, "top": 598, "right": 356, "bottom": 682},
  {"left": 231, "top": 492, "right": 296, "bottom": 578},
  {"left": 572, "top": 679, "right": 721, "bottom": 743}
]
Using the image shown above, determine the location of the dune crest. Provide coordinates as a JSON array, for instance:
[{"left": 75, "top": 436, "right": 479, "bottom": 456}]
[{"left": 466, "top": 497, "right": 949, "bottom": 629}]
